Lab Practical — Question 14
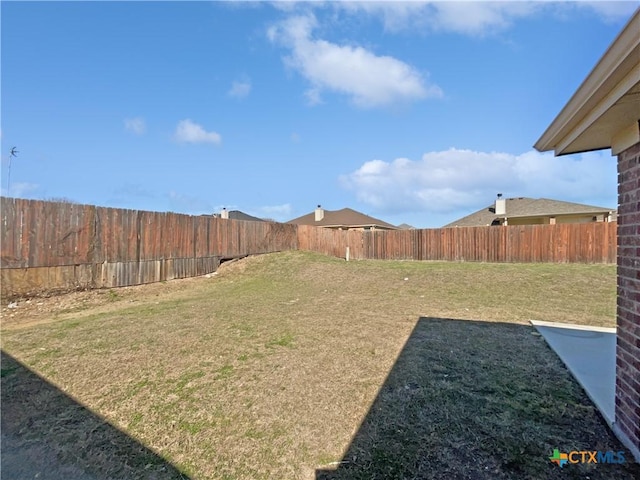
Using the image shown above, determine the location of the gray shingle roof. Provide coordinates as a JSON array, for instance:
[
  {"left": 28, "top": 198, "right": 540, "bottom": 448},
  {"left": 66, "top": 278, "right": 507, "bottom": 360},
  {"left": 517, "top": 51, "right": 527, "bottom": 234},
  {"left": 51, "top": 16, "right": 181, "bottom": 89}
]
[
  {"left": 207, "top": 210, "right": 266, "bottom": 222},
  {"left": 396, "top": 223, "right": 416, "bottom": 230},
  {"left": 227, "top": 210, "right": 265, "bottom": 222},
  {"left": 444, "top": 197, "right": 614, "bottom": 227}
]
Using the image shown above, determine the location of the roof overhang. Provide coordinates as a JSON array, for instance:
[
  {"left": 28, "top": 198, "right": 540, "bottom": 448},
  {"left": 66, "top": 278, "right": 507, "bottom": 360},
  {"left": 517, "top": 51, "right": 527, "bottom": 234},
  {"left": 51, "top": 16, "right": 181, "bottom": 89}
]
[
  {"left": 322, "top": 224, "right": 398, "bottom": 230},
  {"left": 499, "top": 210, "right": 614, "bottom": 220},
  {"left": 535, "top": 9, "right": 640, "bottom": 156}
]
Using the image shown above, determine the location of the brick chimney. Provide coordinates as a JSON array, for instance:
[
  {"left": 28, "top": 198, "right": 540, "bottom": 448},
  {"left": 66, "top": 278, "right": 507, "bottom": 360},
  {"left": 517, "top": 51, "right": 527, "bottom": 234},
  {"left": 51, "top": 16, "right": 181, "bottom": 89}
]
[{"left": 315, "top": 205, "right": 324, "bottom": 222}]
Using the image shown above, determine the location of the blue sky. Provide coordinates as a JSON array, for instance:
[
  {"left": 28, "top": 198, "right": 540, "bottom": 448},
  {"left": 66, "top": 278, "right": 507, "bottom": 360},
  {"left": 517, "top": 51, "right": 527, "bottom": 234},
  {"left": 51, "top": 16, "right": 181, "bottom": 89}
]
[{"left": 2, "top": 1, "right": 638, "bottom": 227}]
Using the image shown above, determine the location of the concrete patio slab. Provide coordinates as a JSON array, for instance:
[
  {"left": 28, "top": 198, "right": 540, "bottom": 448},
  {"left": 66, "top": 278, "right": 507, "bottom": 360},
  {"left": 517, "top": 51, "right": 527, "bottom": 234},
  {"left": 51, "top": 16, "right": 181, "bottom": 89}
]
[{"left": 530, "top": 320, "right": 616, "bottom": 426}]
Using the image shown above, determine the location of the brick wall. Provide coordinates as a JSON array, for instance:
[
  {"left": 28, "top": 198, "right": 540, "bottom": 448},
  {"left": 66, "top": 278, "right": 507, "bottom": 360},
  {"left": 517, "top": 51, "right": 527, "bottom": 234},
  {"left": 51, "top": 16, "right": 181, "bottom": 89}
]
[{"left": 616, "top": 141, "right": 640, "bottom": 456}]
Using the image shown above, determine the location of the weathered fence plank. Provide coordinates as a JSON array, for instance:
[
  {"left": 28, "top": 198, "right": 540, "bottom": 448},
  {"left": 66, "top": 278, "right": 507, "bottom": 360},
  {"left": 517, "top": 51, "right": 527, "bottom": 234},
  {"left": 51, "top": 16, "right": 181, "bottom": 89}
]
[
  {"left": 297, "top": 222, "right": 616, "bottom": 264},
  {"left": 0, "top": 197, "right": 617, "bottom": 299},
  {"left": 1, "top": 198, "right": 298, "bottom": 297}
]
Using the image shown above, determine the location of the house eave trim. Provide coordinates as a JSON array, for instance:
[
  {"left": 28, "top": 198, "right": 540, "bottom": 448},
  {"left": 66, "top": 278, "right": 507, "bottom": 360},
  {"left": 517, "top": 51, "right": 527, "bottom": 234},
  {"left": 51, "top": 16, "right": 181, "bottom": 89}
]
[{"left": 534, "top": 9, "right": 640, "bottom": 155}]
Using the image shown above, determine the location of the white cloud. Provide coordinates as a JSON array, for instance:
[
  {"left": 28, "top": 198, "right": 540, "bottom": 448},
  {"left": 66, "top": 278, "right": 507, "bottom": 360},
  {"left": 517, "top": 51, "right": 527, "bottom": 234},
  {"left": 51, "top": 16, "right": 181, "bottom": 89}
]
[
  {"left": 167, "top": 191, "right": 214, "bottom": 213},
  {"left": 269, "top": 1, "right": 303, "bottom": 13},
  {"left": 112, "top": 183, "right": 155, "bottom": 199},
  {"left": 335, "top": 1, "right": 538, "bottom": 35},
  {"left": 304, "top": 87, "right": 323, "bottom": 106},
  {"left": 427, "top": 2, "right": 537, "bottom": 35},
  {"left": 228, "top": 77, "right": 252, "bottom": 99},
  {"left": 578, "top": 1, "right": 640, "bottom": 23},
  {"left": 1, "top": 182, "right": 40, "bottom": 198},
  {"left": 257, "top": 203, "right": 293, "bottom": 220},
  {"left": 107, "top": 184, "right": 156, "bottom": 208},
  {"left": 335, "top": 1, "right": 636, "bottom": 35},
  {"left": 174, "top": 119, "right": 221, "bottom": 145},
  {"left": 124, "top": 117, "right": 146, "bottom": 135},
  {"left": 268, "top": 13, "right": 442, "bottom": 108},
  {"left": 340, "top": 148, "right": 617, "bottom": 214}
]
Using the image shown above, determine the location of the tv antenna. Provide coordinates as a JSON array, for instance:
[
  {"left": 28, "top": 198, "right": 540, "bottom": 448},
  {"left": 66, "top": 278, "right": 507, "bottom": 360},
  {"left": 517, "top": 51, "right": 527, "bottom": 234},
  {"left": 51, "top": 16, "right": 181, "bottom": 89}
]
[{"left": 7, "top": 147, "right": 18, "bottom": 193}]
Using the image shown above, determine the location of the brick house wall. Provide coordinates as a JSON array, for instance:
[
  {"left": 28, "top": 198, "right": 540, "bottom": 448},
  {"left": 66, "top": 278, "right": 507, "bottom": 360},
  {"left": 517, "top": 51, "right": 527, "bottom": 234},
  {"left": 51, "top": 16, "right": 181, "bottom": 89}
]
[
  {"left": 616, "top": 140, "right": 640, "bottom": 455},
  {"left": 533, "top": 8, "right": 639, "bottom": 460}
]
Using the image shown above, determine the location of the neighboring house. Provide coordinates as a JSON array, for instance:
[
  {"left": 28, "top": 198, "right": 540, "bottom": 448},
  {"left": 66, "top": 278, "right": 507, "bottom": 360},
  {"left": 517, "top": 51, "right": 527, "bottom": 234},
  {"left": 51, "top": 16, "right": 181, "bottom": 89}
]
[
  {"left": 287, "top": 205, "right": 397, "bottom": 230},
  {"left": 396, "top": 223, "right": 416, "bottom": 230},
  {"left": 535, "top": 10, "right": 639, "bottom": 461},
  {"left": 213, "top": 208, "right": 265, "bottom": 222},
  {"left": 444, "top": 195, "right": 615, "bottom": 227}
]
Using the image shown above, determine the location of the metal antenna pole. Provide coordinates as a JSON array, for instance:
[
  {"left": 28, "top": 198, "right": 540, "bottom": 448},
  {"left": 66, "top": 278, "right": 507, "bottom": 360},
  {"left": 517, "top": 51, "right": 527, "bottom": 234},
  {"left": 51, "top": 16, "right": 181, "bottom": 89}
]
[{"left": 8, "top": 147, "right": 18, "bottom": 193}]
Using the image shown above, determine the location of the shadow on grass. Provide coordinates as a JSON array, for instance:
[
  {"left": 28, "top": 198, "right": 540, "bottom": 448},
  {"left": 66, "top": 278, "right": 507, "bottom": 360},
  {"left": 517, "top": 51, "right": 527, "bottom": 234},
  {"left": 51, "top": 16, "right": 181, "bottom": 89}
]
[
  {"left": 1, "top": 350, "right": 189, "bottom": 480},
  {"left": 317, "top": 317, "right": 639, "bottom": 480}
]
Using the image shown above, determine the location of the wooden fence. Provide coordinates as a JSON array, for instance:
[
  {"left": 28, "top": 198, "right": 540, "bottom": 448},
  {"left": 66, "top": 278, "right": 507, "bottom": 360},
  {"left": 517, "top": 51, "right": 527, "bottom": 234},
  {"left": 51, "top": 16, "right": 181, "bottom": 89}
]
[
  {"left": 1, "top": 197, "right": 617, "bottom": 298},
  {"left": 1, "top": 197, "right": 297, "bottom": 297},
  {"left": 297, "top": 222, "right": 617, "bottom": 263}
]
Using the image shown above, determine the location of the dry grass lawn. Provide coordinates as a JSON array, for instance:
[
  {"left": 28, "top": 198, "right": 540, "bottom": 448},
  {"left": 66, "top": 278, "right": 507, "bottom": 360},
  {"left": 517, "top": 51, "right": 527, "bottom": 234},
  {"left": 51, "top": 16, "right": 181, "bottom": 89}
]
[{"left": 2, "top": 251, "right": 637, "bottom": 479}]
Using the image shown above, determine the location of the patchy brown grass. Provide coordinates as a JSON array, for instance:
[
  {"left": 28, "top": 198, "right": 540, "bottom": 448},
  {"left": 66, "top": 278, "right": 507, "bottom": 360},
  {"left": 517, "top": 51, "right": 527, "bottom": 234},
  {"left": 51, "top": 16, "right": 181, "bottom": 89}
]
[{"left": 2, "top": 251, "right": 635, "bottom": 479}]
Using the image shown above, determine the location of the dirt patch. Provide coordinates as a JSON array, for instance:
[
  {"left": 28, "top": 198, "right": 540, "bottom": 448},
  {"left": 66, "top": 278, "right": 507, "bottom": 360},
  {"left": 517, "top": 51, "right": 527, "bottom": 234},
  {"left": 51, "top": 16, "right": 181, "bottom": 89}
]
[{"left": 0, "top": 258, "right": 249, "bottom": 330}]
